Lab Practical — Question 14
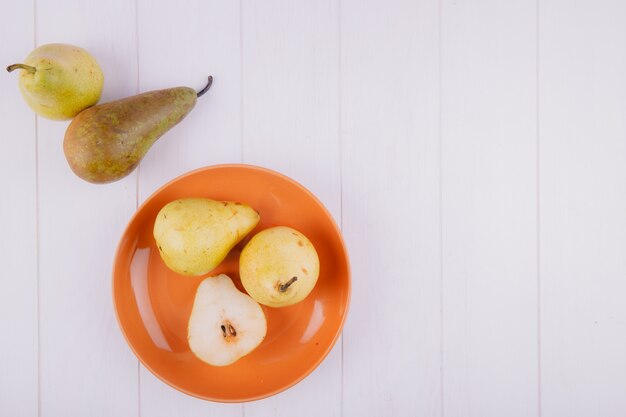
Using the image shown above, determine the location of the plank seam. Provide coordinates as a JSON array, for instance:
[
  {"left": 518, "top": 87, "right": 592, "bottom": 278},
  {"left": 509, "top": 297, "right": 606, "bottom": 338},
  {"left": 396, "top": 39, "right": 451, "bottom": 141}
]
[
  {"left": 135, "top": 0, "right": 141, "bottom": 415},
  {"left": 33, "top": 0, "right": 41, "bottom": 415},
  {"left": 239, "top": 0, "right": 245, "bottom": 165},
  {"left": 438, "top": 0, "right": 444, "bottom": 415},
  {"left": 337, "top": 0, "right": 344, "bottom": 416},
  {"left": 535, "top": 0, "right": 542, "bottom": 415}
]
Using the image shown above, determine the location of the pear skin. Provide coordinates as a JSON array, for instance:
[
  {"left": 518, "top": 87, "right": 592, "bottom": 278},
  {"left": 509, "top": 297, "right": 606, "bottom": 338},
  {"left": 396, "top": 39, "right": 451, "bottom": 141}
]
[
  {"left": 7, "top": 43, "right": 104, "bottom": 120},
  {"left": 153, "top": 198, "right": 260, "bottom": 276},
  {"left": 240, "top": 226, "right": 320, "bottom": 307},
  {"left": 63, "top": 77, "right": 212, "bottom": 184}
]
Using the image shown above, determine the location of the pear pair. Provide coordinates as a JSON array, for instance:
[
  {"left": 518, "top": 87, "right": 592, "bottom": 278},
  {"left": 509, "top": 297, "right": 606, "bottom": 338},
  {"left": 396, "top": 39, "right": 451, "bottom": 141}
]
[
  {"left": 153, "top": 197, "right": 320, "bottom": 366},
  {"left": 152, "top": 197, "right": 320, "bottom": 306},
  {"left": 154, "top": 198, "right": 263, "bottom": 367},
  {"left": 8, "top": 43, "right": 211, "bottom": 184}
]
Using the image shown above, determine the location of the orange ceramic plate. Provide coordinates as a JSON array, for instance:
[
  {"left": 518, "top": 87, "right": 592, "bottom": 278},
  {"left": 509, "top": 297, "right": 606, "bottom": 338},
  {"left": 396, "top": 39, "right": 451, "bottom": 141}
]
[{"left": 112, "top": 164, "right": 350, "bottom": 402}]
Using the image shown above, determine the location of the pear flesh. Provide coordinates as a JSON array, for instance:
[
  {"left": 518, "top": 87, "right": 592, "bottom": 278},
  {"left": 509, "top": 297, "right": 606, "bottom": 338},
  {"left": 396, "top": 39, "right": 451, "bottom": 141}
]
[
  {"left": 63, "top": 77, "right": 211, "bottom": 184},
  {"left": 153, "top": 198, "right": 259, "bottom": 276},
  {"left": 188, "top": 274, "right": 267, "bottom": 366},
  {"left": 240, "top": 226, "right": 320, "bottom": 308},
  {"left": 7, "top": 43, "right": 104, "bottom": 120}
]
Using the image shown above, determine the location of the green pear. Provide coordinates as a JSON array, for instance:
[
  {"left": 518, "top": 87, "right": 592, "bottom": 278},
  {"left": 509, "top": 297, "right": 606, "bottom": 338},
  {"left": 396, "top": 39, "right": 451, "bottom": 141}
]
[
  {"left": 153, "top": 198, "right": 260, "bottom": 276},
  {"left": 188, "top": 274, "right": 267, "bottom": 366},
  {"left": 240, "top": 226, "right": 320, "bottom": 308},
  {"left": 7, "top": 43, "right": 104, "bottom": 120},
  {"left": 63, "top": 76, "right": 212, "bottom": 184}
]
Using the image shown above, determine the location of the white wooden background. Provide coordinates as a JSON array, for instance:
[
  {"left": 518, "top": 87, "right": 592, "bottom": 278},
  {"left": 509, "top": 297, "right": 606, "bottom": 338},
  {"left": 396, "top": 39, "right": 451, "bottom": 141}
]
[{"left": 1, "top": 0, "right": 626, "bottom": 416}]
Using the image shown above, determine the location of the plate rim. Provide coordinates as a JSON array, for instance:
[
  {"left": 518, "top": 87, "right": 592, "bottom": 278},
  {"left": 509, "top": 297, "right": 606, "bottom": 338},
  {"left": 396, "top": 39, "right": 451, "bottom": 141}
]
[{"left": 111, "top": 163, "right": 351, "bottom": 403}]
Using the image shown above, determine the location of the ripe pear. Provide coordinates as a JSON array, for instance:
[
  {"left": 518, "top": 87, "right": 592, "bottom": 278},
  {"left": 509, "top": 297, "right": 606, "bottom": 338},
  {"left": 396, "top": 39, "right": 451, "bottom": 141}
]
[
  {"left": 63, "top": 76, "right": 213, "bottom": 183},
  {"left": 240, "top": 226, "right": 320, "bottom": 308},
  {"left": 188, "top": 274, "right": 267, "bottom": 366},
  {"left": 6, "top": 43, "right": 104, "bottom": 120},
  {"left": 153, "top": 198, "right": 259, "bottom": 276}
]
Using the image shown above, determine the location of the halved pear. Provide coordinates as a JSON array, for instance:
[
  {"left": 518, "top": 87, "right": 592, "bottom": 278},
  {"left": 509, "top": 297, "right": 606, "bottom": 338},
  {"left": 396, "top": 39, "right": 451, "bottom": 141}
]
[
  {"left": 153, "top": 198, "right": 260, "bottom": 276},
  {"left": 188, "top": 274, "right": 267, "bottom": 366}
]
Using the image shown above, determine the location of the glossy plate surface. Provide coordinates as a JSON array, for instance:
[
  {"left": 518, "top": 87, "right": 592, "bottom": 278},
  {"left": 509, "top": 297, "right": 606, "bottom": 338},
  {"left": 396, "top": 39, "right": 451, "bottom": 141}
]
[{"left": 113, "top": 164, "right": 350, "bottom": 402}]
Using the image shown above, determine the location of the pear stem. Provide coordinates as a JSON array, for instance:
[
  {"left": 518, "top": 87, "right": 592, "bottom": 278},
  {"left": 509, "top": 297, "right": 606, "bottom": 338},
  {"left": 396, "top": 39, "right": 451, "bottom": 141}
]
[
  {"left": 6, "top": 64, "right": 36, "bottom": 74},
  {"left": 196, "top": 75, "right": 213, "bottom": 98},
  {"left": 279, "top": 276, "right": 298, "bottom": 292}
]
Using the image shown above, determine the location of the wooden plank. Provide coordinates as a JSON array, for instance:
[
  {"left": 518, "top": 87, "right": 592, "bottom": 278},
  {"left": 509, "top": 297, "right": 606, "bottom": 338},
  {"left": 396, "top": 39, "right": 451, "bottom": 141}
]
[
  {"left": 241, "top": 0, "right": 342, "bottom": 415},
  {"left": 136, "top": 0, "right": 242, "bottom": 200},
  {"left": 539, "top": 1, "right": 626, "bottom": 416},
  {"left": 0, "top": 2, "right": 38, "bottom": 416},
  {"left": 35, "top": 0, "right": 139, "bottom": 415},
  {"left": 340, "top": 0, "right": 442, "bottom": 416},
  {"left": 140, "top": 372, "right": 243, "bottom": 416},
  {"left": 440, "top": 1, "right": 538, "bottom": 416},
  {"left": 136, "top": 0, "right": 242, "bottom": 414}
]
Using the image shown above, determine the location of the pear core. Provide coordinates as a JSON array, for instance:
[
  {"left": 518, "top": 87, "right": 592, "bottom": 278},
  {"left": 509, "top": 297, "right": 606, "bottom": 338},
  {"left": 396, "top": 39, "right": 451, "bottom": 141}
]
[{"left": 188, "top": 274, "right": 267, "bottom": 366}]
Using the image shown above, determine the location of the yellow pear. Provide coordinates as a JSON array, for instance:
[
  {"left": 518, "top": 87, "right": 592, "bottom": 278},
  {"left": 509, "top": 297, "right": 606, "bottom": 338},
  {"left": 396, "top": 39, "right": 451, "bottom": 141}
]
[
  {"left": 240, "top": 226, "right": 320, "bottom": 307},
  {"left": 188, "top": 274, "right": 267, "bottom": 366},
  {"left": 6, "top": 43, "right": 104, "bottom": 120},
  {"left": 153, "top": 198, "right": 259, "bottom": 276}
]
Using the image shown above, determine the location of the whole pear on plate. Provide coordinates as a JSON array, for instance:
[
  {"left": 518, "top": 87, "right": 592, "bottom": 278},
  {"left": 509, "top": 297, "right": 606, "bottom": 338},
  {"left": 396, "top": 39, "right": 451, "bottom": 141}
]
[
  {"left": 153, "top": 198, "right": 259, "bottom": 276},
  {"left": 188, "top": 274, "right": 267, "bottom": 366},
  {"left": 6, "top": 43, "right": 104, "bottom": 120},
  {"left": 63, "top": 76, "right": 213, "bottom": 184},
  {"left": 240, "top": 226, "right": 320, "bottom": 308}
]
